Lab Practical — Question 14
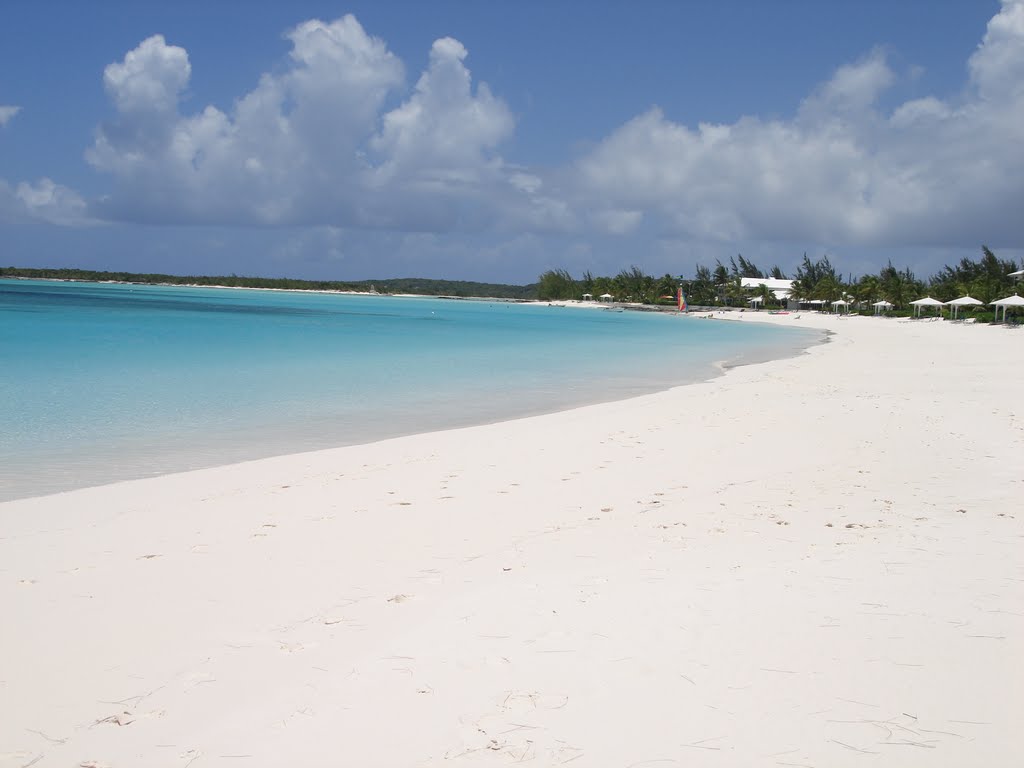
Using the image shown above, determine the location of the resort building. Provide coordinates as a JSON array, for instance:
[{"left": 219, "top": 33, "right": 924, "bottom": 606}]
[{"left": 739, "top": 277, "right": 796, "bottom": 308}]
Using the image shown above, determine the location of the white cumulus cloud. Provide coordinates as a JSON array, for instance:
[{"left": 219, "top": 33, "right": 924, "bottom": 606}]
[
  {"left": 570, "top": 0, "right": 1024, "bottom": 250},
  {"left": 86, "top": 16, "right": 528, "bottom": 232},
  {"left": 17, "top": 0, "right": 1021, "bottom": 268},
  {"left": 372, "top": 37, "right": 513, "bottom": 184},
  {"left": 969, "top": 0, "right": 1024, "bottom": 99},
  {"left": 103, "top": 34, "right": 190, "bottom": 115}
]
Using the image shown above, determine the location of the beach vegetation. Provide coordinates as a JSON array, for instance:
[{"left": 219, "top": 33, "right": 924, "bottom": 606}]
[
  {"left": 656, "top": 274, "right": 678, "bottom": 303},
  {"left": 537, "top": 269, "right": 579, "bottom": 300},
  {"left": 877, "top": 262, "right": 922, "bottom": 308},
  {"left": 852, "top": 274, "right": 881, "bottom": 307},
  {"left": 4, "top": 244, "right": 1021, "bottom": 320},
  {"left": 731, "top": 254, "right": 765, "bottom": 279},
  {"left": 928, "top": 246, "right": 1017, "bottom": 304},
  {"left": 533, "top": 245, "right": 1019, "bottom": 318},
  {"left": 789, "top": 253, "right": 838, "bottom": 302},
  {"left": 685, "top": 265, "right": 717, "bottom": 306},
  {"left": 614, "top": 265, "right": 656, "bottom": 303}
]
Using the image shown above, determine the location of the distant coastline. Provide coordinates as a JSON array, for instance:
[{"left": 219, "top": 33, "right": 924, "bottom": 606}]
[
  {"left": 1, "top": 269, "right": 722, "bottom": 313},
  {"left": 0, "top": 268, "right": 707, "bottom": 312},
  {"left": 0, "top": 266, "right": 538, "bottom": 301}
]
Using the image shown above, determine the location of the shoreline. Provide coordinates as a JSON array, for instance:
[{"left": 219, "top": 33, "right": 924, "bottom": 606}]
[
  {"left": 5, "top": 273, "right": 711, "bottom": 309},
  {"left": 5, "top": 322, "right": 823, "bottom": 504},
  {"left": 1, "top": 313, "right": 1021, "bottom": 766},
  {"left": 1, "top": 274, "right": 529, "bottom": 302},
  {"left": 1, "top": 297, "right": 822, "bottom": 503}
]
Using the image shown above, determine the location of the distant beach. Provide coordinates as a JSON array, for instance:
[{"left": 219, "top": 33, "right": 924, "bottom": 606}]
[{"left": 1, "top": 311, "right": 1021, "bottom": 767}]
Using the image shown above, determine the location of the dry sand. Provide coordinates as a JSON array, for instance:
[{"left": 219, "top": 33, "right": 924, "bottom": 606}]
[{"left": 1, "top": 313, "right": 1022, "bottom": 767}]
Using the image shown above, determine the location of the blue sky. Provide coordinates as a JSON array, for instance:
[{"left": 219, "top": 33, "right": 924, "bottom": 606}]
[{"left": 2, "top": 0, "right": 1021, "bottom": 283}]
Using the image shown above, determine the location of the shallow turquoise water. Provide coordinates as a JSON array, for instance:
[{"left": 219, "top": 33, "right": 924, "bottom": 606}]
[{"left": 0, "top": 279, "right": 819, "bottom": 500}]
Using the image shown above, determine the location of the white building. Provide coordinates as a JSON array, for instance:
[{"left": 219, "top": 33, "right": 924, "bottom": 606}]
[{"left": 739, "top": 277, "right": 794, "bottom": 301}]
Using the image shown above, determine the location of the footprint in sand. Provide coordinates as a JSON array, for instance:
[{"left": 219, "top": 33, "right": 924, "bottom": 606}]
[
  {"left": 182, "top": 671, "right": 218, "bottom": 690},
  {"left": 95, "top": 711, "right": 135, "bottom": 726}
]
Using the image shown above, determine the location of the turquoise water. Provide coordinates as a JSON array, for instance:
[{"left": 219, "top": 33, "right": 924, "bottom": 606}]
[{"left": 1, "top": 279, "right": 819, "bottom": 500}]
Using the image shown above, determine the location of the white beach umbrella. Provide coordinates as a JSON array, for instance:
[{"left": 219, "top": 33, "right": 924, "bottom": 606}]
[
  {"left": 990, "top": 294, "right": 1024, "bottom": 322},
  {"left": 582, "top": 293, "right": 593, "bottom": 300},
  {"left": 831, "top": 299, "right": 850, "bottom": 314},
  {"left": 749, "top": 296, "right": 764, "bottom": 304},
  {"left": 872, "top": 300, "right": 893, "bottom": 316},
  {"left": 599, "top": 293, "right": 613, "bottom": 301},
  {"left": 910, "top": 296, "right": 944, "bottom": 317},
  {"left": 945, "top": 295, "right": 984, "bottom": 320}
]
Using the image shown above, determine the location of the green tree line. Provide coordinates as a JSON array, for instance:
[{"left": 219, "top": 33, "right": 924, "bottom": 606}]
[{"left": 536, "top": 246, "right": 1022, "bottom": 318}]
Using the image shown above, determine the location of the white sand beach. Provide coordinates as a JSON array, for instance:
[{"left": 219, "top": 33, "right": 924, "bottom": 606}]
[{"left": 1, "top": 313, "right": 1022, "bottom": 767}]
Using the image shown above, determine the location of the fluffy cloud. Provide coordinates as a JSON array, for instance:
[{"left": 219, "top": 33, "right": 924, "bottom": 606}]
[
  {"left": 103, "top": 35, "right": 190, "bottom": 115},
  {"left": 572, "top": 0, "right": 1024, "bottom": 249},
  {"left": 1, "top": 104, "right": 89, "bottom": 226},
  {"left": 372, "top": 38, "right": 513, "bottom": 182},
  {"left": 31, "top": 0, "right": 1023, "bottom": 264},
  {"left": 801, "top": 49, "right": 895, "bottom": 118},
  {"left": 969, "top": 0, "right": 1024, "bottom": 99},
  {"left": 0, "top": 178, "right": 90, "bottom": 226},
  {"left": 0, "top": 105, "right": 20, "bottom": 126},
  {"left": 86, "top": 17, "right": 529, "bottom": 231}
]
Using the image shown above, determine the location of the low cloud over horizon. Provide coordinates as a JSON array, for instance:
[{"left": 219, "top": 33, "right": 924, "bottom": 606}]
[{"left": 2, "top": 0, "right": 1022, "bottom": 280}]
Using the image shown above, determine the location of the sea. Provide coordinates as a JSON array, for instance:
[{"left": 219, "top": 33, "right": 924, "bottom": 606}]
[{"left": 0, "top": 279, "right": 820, "bottom": 501}]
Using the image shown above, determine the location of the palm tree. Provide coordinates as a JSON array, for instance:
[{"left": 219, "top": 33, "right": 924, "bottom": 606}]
[
  {"left": 853, "top": 275, "right": 880, "bottom": 312},
  {"left": 787, "top": 275, "right": 809, "bottom": 305},
  {"left": 656, "top": 273, "right": 678, "bottom": 303},
  {"left": 813, "top": 275, "right": 844, "bottom": 305},
  {"left": 880, "top": 263, "right": 922, "bottom": 308}
]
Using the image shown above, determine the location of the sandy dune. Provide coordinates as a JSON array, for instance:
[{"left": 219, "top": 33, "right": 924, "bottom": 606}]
[{"left": 2, "top": 313, "right": 1021, "bottom": 767}]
